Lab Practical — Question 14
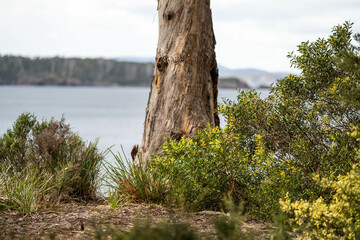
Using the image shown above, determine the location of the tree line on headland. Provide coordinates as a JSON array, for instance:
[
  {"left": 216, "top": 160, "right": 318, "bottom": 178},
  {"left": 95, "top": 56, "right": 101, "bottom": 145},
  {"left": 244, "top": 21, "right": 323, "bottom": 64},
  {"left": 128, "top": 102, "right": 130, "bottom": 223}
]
[
  {"left": 0, "top": 55, "right": 251, "bottom": 88},
  {"left": 0, "top": 55, "right": 154, "bottom": 86}
]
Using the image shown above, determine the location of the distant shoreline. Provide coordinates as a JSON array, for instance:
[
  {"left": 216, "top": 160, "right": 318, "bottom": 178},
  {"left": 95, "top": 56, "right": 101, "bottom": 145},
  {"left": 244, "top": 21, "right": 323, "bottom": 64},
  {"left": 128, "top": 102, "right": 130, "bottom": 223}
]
[
  {"left": 0, "top": 84, "right": 270, "bottom": 90},
  {"left": 0, "top": 55, "right": 278, "bottom": 89}
]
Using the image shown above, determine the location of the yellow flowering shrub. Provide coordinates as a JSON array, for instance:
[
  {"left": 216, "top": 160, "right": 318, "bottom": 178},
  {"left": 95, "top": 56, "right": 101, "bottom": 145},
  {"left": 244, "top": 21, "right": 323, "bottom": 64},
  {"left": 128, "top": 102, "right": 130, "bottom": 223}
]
[
  {"left": 153, "top": 125, "right": 263, "bottom": 210},
  {"left": 280, "top": 164, "right": 360, "bottom": 239},
  {"left": 151, "top": 22, "right": 360, "bottom": 220}
]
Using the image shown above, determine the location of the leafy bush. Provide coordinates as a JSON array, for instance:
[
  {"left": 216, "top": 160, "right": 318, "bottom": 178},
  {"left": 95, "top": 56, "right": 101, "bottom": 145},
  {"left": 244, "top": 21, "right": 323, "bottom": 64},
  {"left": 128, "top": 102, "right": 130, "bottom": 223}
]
[
  {"left": 0, "top": 113, "right": 39, "bottom": 172},
  {"left": 152, "top": 125, "right": 262, "bottom": 211},
  {"left": 104, "top": 149, "right": 168, "bottom": 205},
  {"left": 220, "top": 21, "right": 360, "bottom": 210},
  {"left": 0, "top": 113, "right": 105, "bottom": 210},
  {"left": 152, "top": 21, "right": 360, "bottom": 219}
]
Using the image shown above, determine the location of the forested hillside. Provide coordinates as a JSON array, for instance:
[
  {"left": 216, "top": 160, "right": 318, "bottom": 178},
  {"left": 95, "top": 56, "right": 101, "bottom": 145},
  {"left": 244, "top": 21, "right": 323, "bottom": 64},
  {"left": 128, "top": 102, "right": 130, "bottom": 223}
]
[
  {"left": 0, "top": 55, "right": 252, "bottom": 88},
  {"left": 0, "top": 55, "right": 154, "bottom": 86}
]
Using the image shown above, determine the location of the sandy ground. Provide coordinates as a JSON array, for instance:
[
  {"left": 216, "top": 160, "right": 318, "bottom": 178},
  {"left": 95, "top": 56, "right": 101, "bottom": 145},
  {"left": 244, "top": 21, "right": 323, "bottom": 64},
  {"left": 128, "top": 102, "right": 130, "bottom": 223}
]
[{"left": 0, "top": 201, "right": 276, "bottom": 239}]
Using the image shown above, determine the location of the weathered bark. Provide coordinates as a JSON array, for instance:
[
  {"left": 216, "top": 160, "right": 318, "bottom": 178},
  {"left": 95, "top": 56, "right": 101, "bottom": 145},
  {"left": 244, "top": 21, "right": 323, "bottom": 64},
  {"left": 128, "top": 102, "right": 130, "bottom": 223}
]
[{"left": 139, "top": 0, "right": 219, "bottom": 162}]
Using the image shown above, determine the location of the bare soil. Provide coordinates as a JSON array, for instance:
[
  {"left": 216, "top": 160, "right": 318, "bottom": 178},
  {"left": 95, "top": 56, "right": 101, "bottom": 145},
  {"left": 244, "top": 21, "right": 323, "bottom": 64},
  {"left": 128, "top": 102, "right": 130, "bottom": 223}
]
[{"left": 0, "top": 201, "right": 274, "bottom": 239}]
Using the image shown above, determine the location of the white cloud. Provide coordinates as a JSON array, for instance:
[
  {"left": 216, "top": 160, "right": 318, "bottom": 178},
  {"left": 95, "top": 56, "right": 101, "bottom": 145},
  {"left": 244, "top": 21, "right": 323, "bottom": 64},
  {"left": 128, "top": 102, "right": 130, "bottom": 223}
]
[
  {"left": 211, "top": 0, "right": 360, "bottom": 71},
  {"left": 0, "top": 0, "right": 158, "bottom": 58},
  {"left": 0, "top": 0, "right": 359, "bottom": 72}
]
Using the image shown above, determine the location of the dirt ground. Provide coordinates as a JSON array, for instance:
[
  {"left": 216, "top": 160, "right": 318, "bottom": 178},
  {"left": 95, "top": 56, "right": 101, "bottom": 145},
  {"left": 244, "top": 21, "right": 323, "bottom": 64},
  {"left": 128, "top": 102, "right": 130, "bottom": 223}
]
[{"left": 0, "top": 201, "right": 277, "bottom": 239}]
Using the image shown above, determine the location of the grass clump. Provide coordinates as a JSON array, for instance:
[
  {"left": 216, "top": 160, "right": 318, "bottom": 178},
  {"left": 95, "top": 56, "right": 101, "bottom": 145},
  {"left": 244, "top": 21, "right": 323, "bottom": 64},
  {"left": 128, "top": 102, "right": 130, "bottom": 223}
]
[
  {"left": 104, "top": 149, "right": 168, "bottom": 206},
  {"left": 0, "top": 164, "right": 53, "bottom": 213},
  {"left": 0, "top": 113, "right": 105, "bottom": 213}
]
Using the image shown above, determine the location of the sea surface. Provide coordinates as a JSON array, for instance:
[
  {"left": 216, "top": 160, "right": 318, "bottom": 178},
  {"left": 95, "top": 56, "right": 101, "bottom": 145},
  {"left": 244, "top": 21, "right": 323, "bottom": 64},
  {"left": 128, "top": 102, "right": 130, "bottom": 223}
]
[{"left": 0, "top": 86, "right": 269, "bottom": 161}]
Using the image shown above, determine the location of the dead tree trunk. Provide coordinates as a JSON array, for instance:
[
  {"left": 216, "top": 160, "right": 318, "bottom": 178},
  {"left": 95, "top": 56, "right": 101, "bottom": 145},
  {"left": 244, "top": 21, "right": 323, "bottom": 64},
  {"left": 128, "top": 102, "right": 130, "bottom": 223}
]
[{"left": 139, "top": 0, "right": 219, "bottom": 162}]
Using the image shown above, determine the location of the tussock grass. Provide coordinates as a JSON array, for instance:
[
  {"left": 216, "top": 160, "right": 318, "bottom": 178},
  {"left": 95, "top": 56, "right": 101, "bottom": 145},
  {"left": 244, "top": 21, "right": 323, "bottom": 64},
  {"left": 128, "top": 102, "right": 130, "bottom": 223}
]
[
  {"left": 0, "top": 164, "right": 53, "bottom": 213},
  {"left": 104, "top": 148, "right": 168, "bottom": 205}
]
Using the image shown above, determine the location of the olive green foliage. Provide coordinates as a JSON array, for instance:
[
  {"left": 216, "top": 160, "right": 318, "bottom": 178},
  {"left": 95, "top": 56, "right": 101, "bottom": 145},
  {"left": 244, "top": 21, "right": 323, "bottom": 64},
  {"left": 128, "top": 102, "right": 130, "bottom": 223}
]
[
  {"left": 0, "top": 113, "right": 105, "bottom": 212},
  {"left": 152, "top": 22, "right": 360, "bottom": 219},
  {"left": 104, "top": 150, "right": 168, "bottom": 205},
  {"left": 280, "top": 163, "right": 360, "bottom": 239}
]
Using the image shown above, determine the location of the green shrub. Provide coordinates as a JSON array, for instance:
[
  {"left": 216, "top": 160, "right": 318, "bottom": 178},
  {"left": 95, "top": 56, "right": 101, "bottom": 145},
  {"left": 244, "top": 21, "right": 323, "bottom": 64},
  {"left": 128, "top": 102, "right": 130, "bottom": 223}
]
[
  {"left": 220, "top": 21, "right": 360, "bottom": 212},
  {"left": 152, "top": 21, "right": 360, "bottom": 219},
  {"left": 0, "top": 113, "right": 38, "bottom": 173},
  {"left": 152, "top": 125, "right": 262, "bottom": 211},
  {"left": 0, "top": 113, "right": 105, "bottom": 208},
  {"left": 104, "top": 149, "right": 168, "bottom": 205},
  {"left": 227, "top": 22, "right": 359, "bottom": 218}
]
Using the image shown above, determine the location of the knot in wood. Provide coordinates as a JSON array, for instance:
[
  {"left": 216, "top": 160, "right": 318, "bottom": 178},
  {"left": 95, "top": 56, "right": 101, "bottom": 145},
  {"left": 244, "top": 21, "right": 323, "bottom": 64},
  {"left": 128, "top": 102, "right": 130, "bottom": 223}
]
[
  {"left": 163, "top": 11, "right": 175, "bottom": 21},
  {"left": 171, "top": 53, "right": 181, "bottom": 64},
  {"left": 157, "top": 56, "right": 168, "bottom": 72}
]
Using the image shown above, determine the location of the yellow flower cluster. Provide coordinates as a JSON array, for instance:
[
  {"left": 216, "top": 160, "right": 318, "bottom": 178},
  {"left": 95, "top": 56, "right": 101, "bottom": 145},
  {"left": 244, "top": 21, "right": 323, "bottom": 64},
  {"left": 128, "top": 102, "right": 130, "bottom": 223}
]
[{"left": 280, "top": 164, "right": 360, "bottom": 240}]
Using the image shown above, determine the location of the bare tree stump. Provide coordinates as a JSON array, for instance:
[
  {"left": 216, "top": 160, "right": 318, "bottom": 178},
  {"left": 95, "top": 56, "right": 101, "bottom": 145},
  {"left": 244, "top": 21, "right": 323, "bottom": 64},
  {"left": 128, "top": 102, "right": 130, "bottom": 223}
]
[{"left": 139, "top": 0, "right": 219, "bottom": 162}]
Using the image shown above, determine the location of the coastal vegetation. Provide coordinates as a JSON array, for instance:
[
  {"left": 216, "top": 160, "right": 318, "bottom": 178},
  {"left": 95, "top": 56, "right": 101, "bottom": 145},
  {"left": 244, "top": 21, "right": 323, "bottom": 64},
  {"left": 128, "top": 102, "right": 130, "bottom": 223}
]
[
  {"left": 0, "top": 113, "right": 105, "bottom": 213},
  {"left": 107, "top": 21, "right": 360, "bottom": 238},
  {"left": 1, "top": 22, "right": 359, "bottom": 239}
]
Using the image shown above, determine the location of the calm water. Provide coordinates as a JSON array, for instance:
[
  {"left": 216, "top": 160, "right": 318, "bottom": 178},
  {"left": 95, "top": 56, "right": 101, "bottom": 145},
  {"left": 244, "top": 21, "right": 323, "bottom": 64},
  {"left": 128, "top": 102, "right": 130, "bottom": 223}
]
[{"left": 0, "top": 86, "right": 268, "bottom": 160}]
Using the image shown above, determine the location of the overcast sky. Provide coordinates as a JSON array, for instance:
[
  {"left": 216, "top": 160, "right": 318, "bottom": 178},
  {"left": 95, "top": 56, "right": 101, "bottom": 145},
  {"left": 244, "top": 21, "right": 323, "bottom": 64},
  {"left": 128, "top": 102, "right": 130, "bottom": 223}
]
[{"left": 1, "top": 0, "right": 359, "bottom": 72}]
